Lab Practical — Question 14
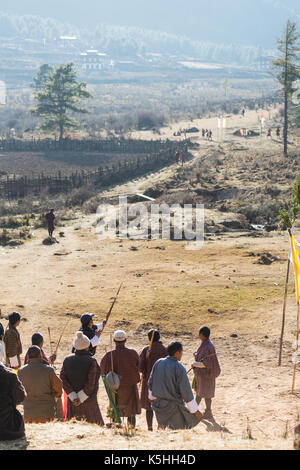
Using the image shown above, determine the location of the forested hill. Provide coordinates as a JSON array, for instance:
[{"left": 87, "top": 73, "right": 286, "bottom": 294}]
[
  {"left": 0, "top": 8, "right": 283, "bottom": 65},
  {"left": 3, "top": 0, "right": 300, "bottom": 47}
]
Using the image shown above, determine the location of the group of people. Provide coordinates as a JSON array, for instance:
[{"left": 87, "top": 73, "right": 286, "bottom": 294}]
[
  {"left": 202, "top": 129, "right": 212, "bottom": 140},
  {"left": 266, "top": 127, "right": 281, "bottom": 138},
  {"left": 0, "top": 311, "right": 221, "bottom": 441},
  {"left": 175, "top": 151, "right": 186, "bottom": 165}
]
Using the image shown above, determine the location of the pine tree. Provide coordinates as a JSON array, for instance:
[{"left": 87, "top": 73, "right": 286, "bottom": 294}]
[
  {"left": 272, "top": 20, "right": 300, "bottom": 157},
  {"left": 32, "top": 64, "right": 53, "bottom": 91},
  {"left": 30, "top": 63, "right": 92, "bottom": 141}
]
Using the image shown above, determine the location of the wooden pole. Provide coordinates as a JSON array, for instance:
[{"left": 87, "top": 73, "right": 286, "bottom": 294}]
[
  {"left": 292, "top": 302, "right": 300, "bottom": 394},
  {"left": 279, "top": 259, "right": 291, "bottom": 366},
  {"left": 48, "top": 327, "right": 53, "bottom": 356},
  {"left": 54, "top": 320, "right": 69, "bottom": 356}
]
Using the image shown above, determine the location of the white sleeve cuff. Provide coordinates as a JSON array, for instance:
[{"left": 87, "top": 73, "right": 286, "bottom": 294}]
[
  {"left": 148, "top": 389, "right": 157, "bottom": 401},
  {"left": 68, "top": 392, "right": 78, "bottom": 401},
  {"left": 186, "top": 398, "right": 199, "bottom": 414},
  {"left": 95, "top": 323, "right": 104, "bottom": 332},
  {"left": 77, "top": 389, "right": 89, "bottom": 403},
  {"left": 90, "top": 336, "right": 100, "bottom": 347}
]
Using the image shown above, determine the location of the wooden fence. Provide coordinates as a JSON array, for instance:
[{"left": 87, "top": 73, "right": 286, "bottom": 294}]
[
  {"left": 0, "top": 146, "right": 192, "bottom": 200},
  {"left": 0, "top": 137, "right": 187, "bottom": 154}
]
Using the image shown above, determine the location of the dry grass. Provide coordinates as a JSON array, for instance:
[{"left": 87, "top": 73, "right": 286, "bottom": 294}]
[{"left": 0, "top": 420, "right": 294, "bottom": 451}]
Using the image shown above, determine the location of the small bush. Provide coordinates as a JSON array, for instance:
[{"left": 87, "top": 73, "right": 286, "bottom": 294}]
[{"left": 66, "top": 186, "right": 95, "bottom": 208}]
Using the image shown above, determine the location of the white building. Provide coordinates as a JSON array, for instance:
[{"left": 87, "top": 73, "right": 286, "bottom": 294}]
[{"left": 80, "top": 50, "right": 112, "bottom": 70}]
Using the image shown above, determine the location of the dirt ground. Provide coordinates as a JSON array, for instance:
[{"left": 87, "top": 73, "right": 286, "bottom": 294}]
[{"left": 0, "top": 108, "right": 299, "bottom": 450}]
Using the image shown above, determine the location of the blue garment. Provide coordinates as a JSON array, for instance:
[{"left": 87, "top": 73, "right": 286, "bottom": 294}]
[{"left": 148, "top": 356, "right": 199, "bottom": 430}]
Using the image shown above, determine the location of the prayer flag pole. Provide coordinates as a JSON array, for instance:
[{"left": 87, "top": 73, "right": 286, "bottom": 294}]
[
  {"left": 289, "top": 232, "right": 300, "bottom": 393},
  {"left": 278, "top": 259, "right": 290, "bottom": 366},
  {"left": 292, "top": 302, "right": 300, "bottom": 394}
]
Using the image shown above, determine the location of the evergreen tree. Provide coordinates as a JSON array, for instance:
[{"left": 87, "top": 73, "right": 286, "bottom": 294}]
[
  {"left": 30, "top": 63, "right": 92, "bottom": 141},
  {"left": 32, "top": 64, "right": 53, "bottom": 91},
  {"left": 272, "top": 20, "right": 300, "bottom": 157}
]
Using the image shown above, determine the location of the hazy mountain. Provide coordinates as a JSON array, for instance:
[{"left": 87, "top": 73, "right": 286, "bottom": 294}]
[{"left": 2, "top": 0, "right": 300, "bottom": 47}]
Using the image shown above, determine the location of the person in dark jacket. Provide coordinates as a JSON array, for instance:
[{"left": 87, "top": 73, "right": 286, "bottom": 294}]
[
  {"left": 0, "top": 362, "right": 26, "bottom": 441},
  {"left": 139, "top": 329, "right": 167, "bottom": 430},
  {"left": 72, "top": 313, "right": 106, "bottom": 356},
  {"left": 60, "top": 331, "right": 104, "bottom": 425}
]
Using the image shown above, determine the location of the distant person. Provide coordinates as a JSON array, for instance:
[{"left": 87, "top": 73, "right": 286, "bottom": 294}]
[
  {"left": 175, "top": 151, "right": 180, "bottom": 164},
  {"left": 202, "top": 129, "right": 205, "bottom": 138},
  {"left": 205, "top": 129, "right": 209, "bottom": 139},
  {"left": 181, "top": 152, "right": 186, "bottom": 165},
  {"left": 208, "top": 130, "right": 212, "bottom": 141},
  {"left": 18, "top": 346, "right": 62, "bottom": 424},
  {"left": 192, "top": 326, "right": 221, "bottom": 420},
  {"left": 242, "top": 108, "right": 245, "bottom": 117},
  {"left": 139, "top": 329, "right": 167, "bottom": 431},
  {"left": 72, "top": 313, "right": 106, "bottom": 356},
  {"left": 45, "top": 209, "right": 55, "bottom": 238},
  {"left": 267, "top": 128, "right": 272, "bottom": 138},
  {"left": 276, "top": 127, "right": 280, "bottom": 138},
  {"left": 24, "top": 333, "right": 56, "bottom": 365},
  {"left": 0, "top": 362, "right": 26, "bottom": 441},
  {"left": 4, "top": 312, "right": 22, "bottom": 369},
  {"left": 148, "top": 341, "right": 203, "bottom": 430}
]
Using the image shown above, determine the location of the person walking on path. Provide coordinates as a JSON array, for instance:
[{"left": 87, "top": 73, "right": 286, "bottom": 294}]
[{"left": 45, "top": 209, "right": 55, "bottom": 238}]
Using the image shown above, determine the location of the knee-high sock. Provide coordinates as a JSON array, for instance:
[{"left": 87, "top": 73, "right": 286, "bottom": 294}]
[
  {"left": 146, "top": 410, "right": 154, "bottom": 430},
  {"left": 128, "top": 415, "right": 136, "bottom": 427},
  {"left": 205, "top": 398, "right": 212, "bottom": 411}
]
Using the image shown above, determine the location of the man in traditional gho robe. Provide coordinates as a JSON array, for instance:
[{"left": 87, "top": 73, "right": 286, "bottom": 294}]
[
  {"left": 148, "top": 342, "right": 203, "bottom": 430},
  {"left": 100, "top": 330, "right": 141, "bottom": 428},
  {"left": 60, "top": 331, "right": 104, "bottom": 425},
  {"left": 3, "top": 312, "right": 22, "bottom": 369},
  {"left": 139, "top": 329, "right": 167, "bottom": 431},
  {"left": 18, "top": 346, "right": 62, "bottom": 424},
  {"left": 0, "top": 361, "right": 26, "bottom": 441},
  {"left": 193, "top": 326, "right": 221, "bottom": 420}
]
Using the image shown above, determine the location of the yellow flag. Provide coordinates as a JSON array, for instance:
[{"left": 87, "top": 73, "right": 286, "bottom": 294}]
[{"left": 290, "top": 233, "right": 300, "bottom": 303}]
